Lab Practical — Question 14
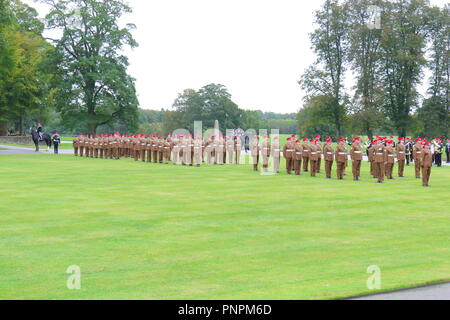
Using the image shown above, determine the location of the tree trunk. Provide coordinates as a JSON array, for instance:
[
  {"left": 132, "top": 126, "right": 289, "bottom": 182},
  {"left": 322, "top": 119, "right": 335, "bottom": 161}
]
[
  {"left": 87, "top": 122, "right": 97, "bottom": 136},
  {"left": 366, "top": 129, "right": 373, "bottom": 141}
]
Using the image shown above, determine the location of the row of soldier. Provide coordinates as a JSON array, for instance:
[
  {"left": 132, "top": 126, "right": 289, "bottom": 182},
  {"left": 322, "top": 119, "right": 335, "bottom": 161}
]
[
  {"left": 73, "top": 133, "right": 244, "bottom": 166},
  {"left": 250, "top": 134, "right": 433, "bottom": 186},
  {"left": 73, "top": 133, "right": 436, "bottom": 186}
]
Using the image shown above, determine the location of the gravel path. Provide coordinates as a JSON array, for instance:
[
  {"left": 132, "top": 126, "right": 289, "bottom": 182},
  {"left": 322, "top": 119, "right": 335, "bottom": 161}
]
[
  {"left": 350, "top": 281, "right": 450, "bottom": 300},
  {"left": 0, "top": 144, "right": 74, "bottom": 155}
]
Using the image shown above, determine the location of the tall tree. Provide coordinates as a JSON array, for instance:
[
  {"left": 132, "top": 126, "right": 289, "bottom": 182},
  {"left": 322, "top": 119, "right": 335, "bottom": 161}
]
[
  {"left": 170, "top": 84, "right": 242, "bottom": 132},
  {"left": 299, "top": 0, "right": 350, "bottom": 137},
  {"left": 0, "top": 0, "right": 13, "bottom": 134},
  {"left": 198, "top": 84, "right": 242, "bottom": 130},
  {"left": 379, "top": 0, "right": 428, "bottom": 137},
  {"left": 347, "top": 0, "right": 384, "bottom": 139},
  {"left": 43, "top": 0, "right": 139, "bottom": 134},
  {"left": 418, "top": 5, "right": 449, "bottom": 138},
  {"left": 0, "top": 0, "right": 52, "bottom": 135}
]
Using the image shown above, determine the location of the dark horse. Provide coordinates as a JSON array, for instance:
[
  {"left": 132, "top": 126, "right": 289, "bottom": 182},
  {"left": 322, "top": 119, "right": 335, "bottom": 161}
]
[{"left": 30, "top": 128, "right": 52, "bottom": 152}]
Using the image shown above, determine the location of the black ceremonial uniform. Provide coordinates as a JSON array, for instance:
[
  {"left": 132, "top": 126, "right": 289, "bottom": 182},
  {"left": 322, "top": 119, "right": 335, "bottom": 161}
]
[{"left": 52, "top": 134, "right": 61, "bottom": 154}]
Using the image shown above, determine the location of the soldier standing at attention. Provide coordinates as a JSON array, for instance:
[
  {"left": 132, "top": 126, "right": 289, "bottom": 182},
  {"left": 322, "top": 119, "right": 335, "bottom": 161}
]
[
  {"left": 309, "top": 138, "right": 319, "bottom": 177},
  {"left": 86, "top": 135, "right": 92, "bottom": 158},
  {"left": 421, "top": 142, "right": 433, "bottom": 187},
  {"left": 157, "top": 136, "right": 164, "bottom": 163},
  {"left": 283, "top": 137, "right": 295, "bottom": 174},
  {"left": 93, "top": 135, "right": 99, "bottom": 158},
  {"left": 315, "top": 136, "right": 322, "bottom": 173},
  {"left": 222, "top": 136, "right": 227, "bottom": 164},
  {"left": 350, "top": 137, "right": 363, "bottom": 181},
  {"left": 166, "top": 133, "right": 172, "bottom": 162},
  {"left": 335, "top": 137, "right": 348, "bottom": 180},
  {"left": 83, "top": 134, "right": 88, "bottom": 157},
  {"left": 113, "top": 132, "right": 120, "bottom": 160},
  {"left": 373, "top": 140, "right": 387, "bottom": 183},
  {"left": 302, "top": 138, "right": 310, "bottom": 172},
  {"left": 271, "top": 136, "right": 281, "bottom": 173},
  {"left": 204, "top": 136, "right": 212, "bottom": 164},
  {"left": 193, "top": 137, "right": 203, "bottom": 167},
  {"left": 73, "top": 134, "right": 80, "bottom": 156},
  {"left": 133, "top": 135, "right": 140, "bottom": 161},
  {"left": 323, "top": 137, "right": 334, "bottom": 179},
  {"left": 396, "top": 137, "right": 406, "bottom": 177},
  {"left": 251, "top": 135, "right": 260, "bottom": 171},
  {"left": 226, "top": 136, "right": 234, "bottom": 164},
  {"left": 107, "top": 134, "right": 113, "bottom": 159},
  {"left": 260, "top": 134, "right": 271, "bottom": 172},
  {"left": 214, "top": 136, "right": 223, "bottom": 165},
  {"left": 52, "top": 131, "right": 61, "bottom": 154},
  {"left": 185, "top": 134, "right": 193, "bottom": 165},
  {"left": 151, "top": 133, "right": 157, "bottom": 163},
  {"left": 434, "top": 138, "right": 443, "bottom": 167},
  {"left": 98, "top": 134, "right": 104, "bottom": 159},
  {"left": 293, "top": 139, "right": 303, "bottom": 175},
  {"left": 162, "top": 137, "right": 170, "bottom": 164},
  {"left": 413, "top": 138, "right": 423, "bottom": 179},
  {"left": 139, "top": 134, "right": 146, "bottom": 162},
  {"left": 78, "top": 134, "right": 84, "bottom": 157},
  {"left": 385, "top": 140, "right": 395, "bottom": 179},
  {"left": 235, "top": 135, "right": 242, "bottom": 164},
  {"left": 171, "top": 135, "right": 179, "bottom": 165},
  {"left": 145, "top": 134, "right": 151, "bottom": 162},
  {"left": 190, "top": 134, "right": 196, "bottom": 165},
  {"left": 368, "top": 140, "right": 376, "bottom": 178}
]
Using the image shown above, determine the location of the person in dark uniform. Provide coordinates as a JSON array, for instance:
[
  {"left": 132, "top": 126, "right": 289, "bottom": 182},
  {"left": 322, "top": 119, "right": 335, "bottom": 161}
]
[
  {"left": 406, "top": 138, "right": 414, "bottom": 166},
  {"left": 433, "top": 138, "right": 443, "bottom": 167},
  {"left": 37, "top": 121, "right": 43, "bottom": 141},
  {"left": 52, "top": 130, "right": 61, "bottom": 154}
]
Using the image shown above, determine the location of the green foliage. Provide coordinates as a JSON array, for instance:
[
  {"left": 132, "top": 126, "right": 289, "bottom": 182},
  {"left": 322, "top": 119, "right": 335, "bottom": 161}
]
[
  {"left": 0, "top": 0, "right": 54, "bottom": 135},
  {"left": 417, "top": 4, "right": 449, "bottom": 139},
  {"left": 44, "top": 0, "right": 139, "bottom": 135},
  {"left": 169, "top": 83, "right": 243, "bottom": 132},
  {"left": 379, "top": 0, "right": 428, "bottom": 137},
  {"left": 299, "top": 0, "right": 350, "bottom": 137},
  {"left": 297, "top": 95, "right": 340, "bottom": 138},
  {"left": 347, "top": 0, "right": 384, "bottom": 139},
  {"left": 156, "top": 84, "right": 297, "bottom": 134},
  {"left": 300, "top": 0, "right": 448, "bottom": 139},
  {"left": 418, "top": 96, "right": 449, "bottom": 138}
]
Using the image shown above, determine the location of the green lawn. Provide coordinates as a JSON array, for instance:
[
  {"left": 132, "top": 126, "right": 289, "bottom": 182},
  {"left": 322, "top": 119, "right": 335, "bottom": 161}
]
[{"left": 0, "top": 154, "right": 449, "bottom": 300}]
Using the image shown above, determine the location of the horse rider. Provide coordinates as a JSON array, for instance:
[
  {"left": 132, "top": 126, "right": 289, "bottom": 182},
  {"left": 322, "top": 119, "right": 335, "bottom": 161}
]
[{"left": 37, "top": 121, "right": 43, "bottom": 141}]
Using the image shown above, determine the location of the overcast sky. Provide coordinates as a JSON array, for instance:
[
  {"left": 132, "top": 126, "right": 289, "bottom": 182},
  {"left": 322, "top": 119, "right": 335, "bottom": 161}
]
[{"left": 26, "top": 0, "right": 448, "bottom": 113}]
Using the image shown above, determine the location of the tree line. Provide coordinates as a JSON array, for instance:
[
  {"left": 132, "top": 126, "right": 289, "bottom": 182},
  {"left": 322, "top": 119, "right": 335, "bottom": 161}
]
[
  {"left": 1, "top": 0, "right": 447, "bottom": 138},
  {"left": 0, "top": 0, "right": 296, "bottom": 136},
  {"left": 138, "top": 83, "right": 297, "bottom": 135},
  {"left": 0, "top": 0, "right": 139, "bottom": 136},
  {"left": 299, "top": 0, "right": 449, "bottom": 139}
]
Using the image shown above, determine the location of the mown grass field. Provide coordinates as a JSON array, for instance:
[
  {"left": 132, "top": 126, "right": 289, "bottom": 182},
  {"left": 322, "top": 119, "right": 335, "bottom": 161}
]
[{"left": 0, "top": 154, "right": 449, "bottom": 300}]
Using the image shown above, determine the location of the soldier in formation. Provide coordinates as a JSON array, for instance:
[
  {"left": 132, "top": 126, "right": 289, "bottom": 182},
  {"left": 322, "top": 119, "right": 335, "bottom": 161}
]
[{"left": 73, "top": 132, "right": 442, "bottom": 187}]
